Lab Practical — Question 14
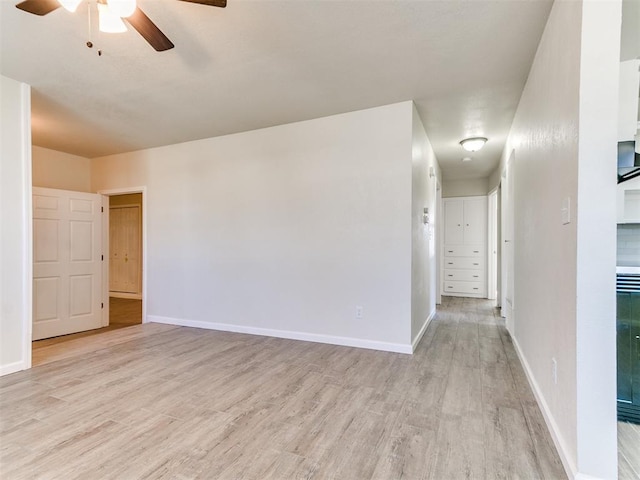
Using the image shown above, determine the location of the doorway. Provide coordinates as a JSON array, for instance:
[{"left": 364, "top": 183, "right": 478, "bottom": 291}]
[
  {"left": 32, "top": 187, "right": 148, "bottom": 367},
  {"left": 102, "top": 189, "right": 147, "bottom": 330},
  {"left": 108, "top": 193, "right": 143, "bottom": 328}
]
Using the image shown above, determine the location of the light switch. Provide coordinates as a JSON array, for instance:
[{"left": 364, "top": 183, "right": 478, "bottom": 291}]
[{"left": 561, "top": 197, "right": 571, "bottom": 225}]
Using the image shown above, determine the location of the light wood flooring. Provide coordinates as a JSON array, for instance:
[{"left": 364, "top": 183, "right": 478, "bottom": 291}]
[
  {"left": 32, "top": 297, "right": 142, "bottom": 367},
  {"left": 2, "top": 297, "right": 568, "bottom": 479},
  {"left": 619, "top": 420, "right": 640, "bottom": 479}
]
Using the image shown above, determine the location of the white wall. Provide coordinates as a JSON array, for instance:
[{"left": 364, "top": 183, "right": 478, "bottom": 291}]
[
  {"left": 92, "top": 102, "right": 433, "bottom": 353},
  {"left": 32, "top": 146, "right": 91, "bottom": 192},
  {"left": 0, "top": 75, "right": 32, "bottom": 376},
  {"left": 410, "top": 105, "right": 438, "bottom": 346},
  {"left": 442, "top": 177, "right": 489, "bottom": 198},
  {"left": 488, "top": 167, "right": 501, "bottom": 193},
  {"left": 621, "top": 0, "right": 640, "bottom": 61},
  {"left": 618, "top": 224, "right": 640, "bottom": 266},
  {"left": 574, "top": 1, "right": 619, "bottom": 477},
  {"left": 496, "top": 1, "right": 620, "bottom": 478},
  {"left": 617, "top": 60, "right": 640, "bottom": 142}
]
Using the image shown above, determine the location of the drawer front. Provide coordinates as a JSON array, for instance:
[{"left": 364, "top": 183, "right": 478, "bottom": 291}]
[
  {"left": 444, "top": 269, "right": 484, "bottom": 282},
  {"left": 444, "top": 281, "right": 485, "bottom": 295},
  {"left": 443, "top": 257, "right": 484, "bottom": 270},
  {"left": 444, "top": 245, "right": 483, "bottom": 257}
]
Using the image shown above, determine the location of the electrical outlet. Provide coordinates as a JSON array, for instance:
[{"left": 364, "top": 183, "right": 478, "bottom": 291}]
[
  {"left": 552, "top": 357, "right": 558, "bottom": 385},
  {"left": 355, "top": 306, "right": 363, "bottom": 319}
]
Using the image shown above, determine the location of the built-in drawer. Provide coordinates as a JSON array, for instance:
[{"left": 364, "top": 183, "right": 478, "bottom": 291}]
[
  {"left": 443, "top": 257, "right": 484, "bottom": 270},
  {"left": 444, "top": 245, "right": 483, "bottom": 257},
  {"left": 444, "top": 269, "right": 484, "bottom": 282},
  {"left": 444, "top": 281, "right": 485, "bottom": 295}
]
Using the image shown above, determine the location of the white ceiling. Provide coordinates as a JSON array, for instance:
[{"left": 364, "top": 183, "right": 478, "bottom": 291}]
[{"left": 0, "top": 0, "right": 553, "bottom": 180}]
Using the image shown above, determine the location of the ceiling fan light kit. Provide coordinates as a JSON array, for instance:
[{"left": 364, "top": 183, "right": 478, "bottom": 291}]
[
  {"left": 15, "top": 0, "right": 227, "bottom": 51},
  {"left": 106, "top": 0, "right": 136, "bottom": 18},
  {"left": 459, "top": 137, "right": 488, "bottom": 152},
  {"left": 97, "top": 3, "right": 127, "bottom": 33},
  {"left": 58, "top": 0, "right": 82, "bottom": 12}
]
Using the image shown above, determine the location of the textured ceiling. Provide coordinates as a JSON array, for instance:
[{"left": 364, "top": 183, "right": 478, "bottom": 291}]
[{"left": 0, "top": 0, "right": 553, "bottom": 180}]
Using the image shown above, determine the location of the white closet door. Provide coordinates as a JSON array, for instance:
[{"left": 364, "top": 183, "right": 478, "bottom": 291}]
[
  {"left": 109, "top": 206, "right": 141, "bottom": 294},
  {"left": 463, "top": 197, "right": 487, "bottom": 245},
  {"left": 444, "top": 199, "right": 464, "bottom": 245},
  {"left": 33, "top": 188, "right": 104, "bottom": 340}
]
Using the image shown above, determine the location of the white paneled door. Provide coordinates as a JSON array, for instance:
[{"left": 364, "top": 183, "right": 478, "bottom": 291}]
[
  {"left": 444, "top": 199, "right": 464, "bottom": 245},
  {"left": 109, "top": 206, "right": 141, "bottom": 295},
  {"left": 33, "top": 187, "right": 105, "bottom": 340}
]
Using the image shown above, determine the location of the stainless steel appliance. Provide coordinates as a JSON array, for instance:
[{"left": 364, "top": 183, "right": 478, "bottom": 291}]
[{"left": 617, "top": 267, "right": 640, "bottom": 424}]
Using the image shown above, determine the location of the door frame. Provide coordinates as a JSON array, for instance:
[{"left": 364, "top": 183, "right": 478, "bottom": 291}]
[
  {"left": 487, "top": 187, "right": 498, "bottom": 301},
  {"left": 436, "top": 179, "right": 443, "bottom": 304},
  {"left": 99, "top": 187, "right": 148, "bottom": 324},
  {"left": 501, "top": 150, "right": 515, "bottom": 332}
]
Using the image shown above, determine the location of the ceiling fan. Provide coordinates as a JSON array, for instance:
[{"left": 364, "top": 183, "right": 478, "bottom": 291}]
[{"left": 15, "top": 0, "right": 226, "bottom": 52}]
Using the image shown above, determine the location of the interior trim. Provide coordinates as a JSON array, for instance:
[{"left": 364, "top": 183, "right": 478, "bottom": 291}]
[
  {"left": 149, "top": 315, "right": 413, "bottom": 354},
  {"left": 512, "top": 335, "right": 579, "bottom": 480}
]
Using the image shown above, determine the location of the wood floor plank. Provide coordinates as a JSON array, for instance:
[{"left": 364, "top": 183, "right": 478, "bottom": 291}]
[
  {"left": 441, "top": 365, "right": 483, "bottom": 416},
  {"left": 260, "top": 451, "right": 319, "bottom": 480},
  {"left": 482, "top": 402, "right": 542, "bottom": 479},
  {"left": 522, "top": 402, "right": 567, "bottom": 479},
  {"left": 618, "top": 421, "right": 640, "bottom": 480},
  {"left": 428, "top": 412, "right": 486, "bottom": 480},
  {"left": 370, "top": 422, "right": 436, "bottom": 480},
  {"left": 0, "top": 297, "right": 570, "bottom": 480},
  {"left": 619, "top": 451, "right": 640, "bottom": 480}
]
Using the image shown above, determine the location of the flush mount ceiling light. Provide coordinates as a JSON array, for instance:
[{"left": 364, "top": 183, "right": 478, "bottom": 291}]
[{"left": 460, "top": 137, "right": 488, "bottom": 152}]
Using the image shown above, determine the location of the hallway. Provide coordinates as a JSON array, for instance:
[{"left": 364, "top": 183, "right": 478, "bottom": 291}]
[{"left": 1, "top": 298, "right": 566, "bottom": 479}]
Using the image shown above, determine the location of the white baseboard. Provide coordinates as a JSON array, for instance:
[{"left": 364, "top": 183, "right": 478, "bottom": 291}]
[
  {"left": 110, "top": 292, "right": 142, "bottom": 300},
  {"left": 0, "top": 360, "right": 26, "bottom": 377},
  {"left": 412, "top": 308, "right": 435, "bottom": 352},
  {"left": 148, "top": 315, "right": 413, "bottom": 354},
  {"left": 511, "top": 336, "right": 577, "bottom": 480},
  {"left": 442, "top": 293, "right": 486, "bottom": 299}
]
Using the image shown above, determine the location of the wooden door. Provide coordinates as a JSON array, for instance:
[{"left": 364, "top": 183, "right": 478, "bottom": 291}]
[
  {"left": 33, "top": 188, "right": 104, "bottom": 340},
  {"left": 463, "top": 197, "right": 487, "bottom": 245},
  {"left": 109, "top": 206, "right": 141, "bottom": 295},
  {"left": 444, "top": 199, "right": 464, "bottom": 245}
]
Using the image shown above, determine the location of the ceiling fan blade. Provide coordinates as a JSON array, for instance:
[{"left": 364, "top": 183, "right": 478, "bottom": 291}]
[
  {"left": 125, "top": 7, "right": 174, "bottom": 52},
  {"left": 15, "top": 0, "right": 61, "bottom": 16},
  {"left": 178, "top": 0, "right": 227, "bottom": 8}
]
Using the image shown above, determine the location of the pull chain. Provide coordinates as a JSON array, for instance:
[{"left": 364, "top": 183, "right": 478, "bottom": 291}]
[{"left": 86, "top": 1, "right": 102, "bottom": 56}]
